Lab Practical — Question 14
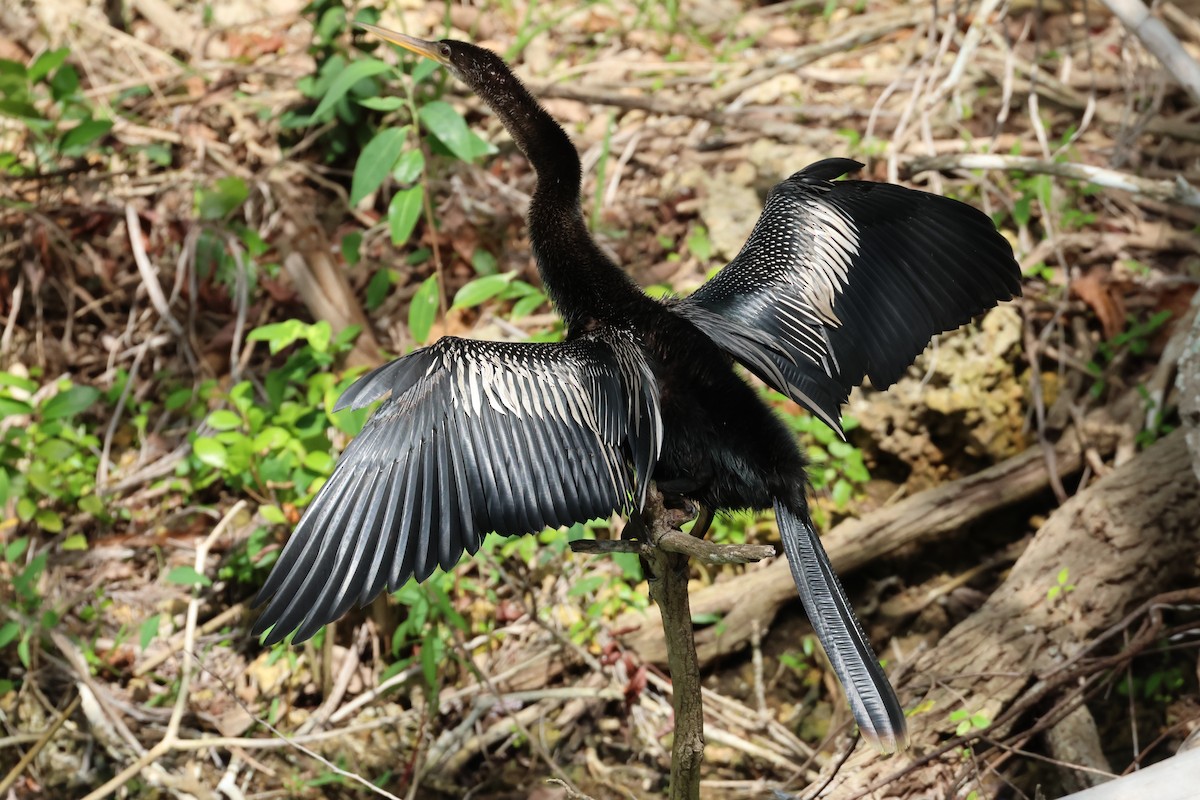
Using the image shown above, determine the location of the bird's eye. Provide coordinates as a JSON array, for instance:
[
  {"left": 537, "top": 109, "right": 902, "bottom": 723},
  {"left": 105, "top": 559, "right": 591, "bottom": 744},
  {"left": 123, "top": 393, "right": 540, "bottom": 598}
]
[{"left": 439, "top": 44, "right": 452, "bottom": 58}]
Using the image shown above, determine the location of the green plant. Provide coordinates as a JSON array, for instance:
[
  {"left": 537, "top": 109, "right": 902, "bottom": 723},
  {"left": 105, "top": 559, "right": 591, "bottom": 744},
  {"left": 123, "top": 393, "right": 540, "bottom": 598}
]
[
  {"left": 387, "top": 570, "right": 471, "bottom": 700},
  {"left": 0, "top": 536, "right": 48, "bottom": 670},
  {"left": 948, "top": 708, "right": 990, "bottom": 736},
  {"left": 1046, "top": 567, "right": 1075, "bottom": 602},
  {"left": 186, "top": 320, "right": 369, "bottom": 593},
  {"left": 0, "top": 48, "right": 111, "bottom": 176},
  {"left": 1086, "top": 311, "right": 1172, "bottom": 399},
  {"left": 1135, "top": 384, "right": 1176, "bottom": 449},
  {"left": 773, "top": 399, "right": 870, "bottom": 521},
  {"left": 1118, "top": 661, "right": 1187, "bottom": 705},
  {"left": 0, "top": 373, "right": 104, "bottom": 536}
]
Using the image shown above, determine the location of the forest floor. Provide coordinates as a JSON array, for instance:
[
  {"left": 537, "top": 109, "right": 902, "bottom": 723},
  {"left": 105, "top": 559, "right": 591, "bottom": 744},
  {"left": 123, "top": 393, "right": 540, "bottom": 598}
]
[{"left": 2, "top": 0, "right": 1200, "bottom": 798}]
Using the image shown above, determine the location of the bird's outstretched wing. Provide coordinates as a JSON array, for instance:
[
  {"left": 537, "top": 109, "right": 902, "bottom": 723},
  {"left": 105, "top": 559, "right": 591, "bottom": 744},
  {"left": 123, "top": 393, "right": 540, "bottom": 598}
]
[
  {"left": 252, "top": 328, "right": 661, "bottom": 644},
  {"left": 676, "top": 158, "right": 1021, "bottom": 434}
]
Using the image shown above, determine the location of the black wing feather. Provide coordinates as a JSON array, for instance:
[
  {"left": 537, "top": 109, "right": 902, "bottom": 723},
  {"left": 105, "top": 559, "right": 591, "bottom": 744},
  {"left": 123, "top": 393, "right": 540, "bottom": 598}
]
[
  {"left": 253, "top": 329, "right": 661, "bottom": 644},
  {"left": 679, "top": 158, "right": 1020, "bottom": 433}
]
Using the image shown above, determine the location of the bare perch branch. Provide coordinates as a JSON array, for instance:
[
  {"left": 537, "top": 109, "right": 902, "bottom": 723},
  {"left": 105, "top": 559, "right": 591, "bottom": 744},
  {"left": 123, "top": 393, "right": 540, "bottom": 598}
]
[{"left": 570, "top": 534, "right": 775, "bottom": 565}]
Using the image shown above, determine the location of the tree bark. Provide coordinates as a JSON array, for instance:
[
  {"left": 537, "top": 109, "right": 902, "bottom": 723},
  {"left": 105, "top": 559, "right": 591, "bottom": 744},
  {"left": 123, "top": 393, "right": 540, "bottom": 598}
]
[{"left": 819, "top": 429, "right": 1200, "bottom": 798}]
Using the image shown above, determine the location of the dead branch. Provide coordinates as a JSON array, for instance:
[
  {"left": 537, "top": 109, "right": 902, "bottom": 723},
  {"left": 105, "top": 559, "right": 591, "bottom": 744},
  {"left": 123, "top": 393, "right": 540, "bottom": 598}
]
[{"left": 908, "top": 154, "right": 1200, "bottom": 208}]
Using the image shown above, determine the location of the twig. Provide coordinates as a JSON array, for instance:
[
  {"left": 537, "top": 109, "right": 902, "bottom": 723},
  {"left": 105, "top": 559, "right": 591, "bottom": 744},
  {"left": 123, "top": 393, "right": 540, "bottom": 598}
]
[
  {"left": 713, "top": 10, "right": 921, "bottom": 103},
  {"left": 0, "top": 271, "right": 23, "bottom": 362},
  {"left": 908, "top": 153, "right": 1200, "bottom": 208},
  {"left": 124, "top": 204, "right": 185, "bottom": 339}
]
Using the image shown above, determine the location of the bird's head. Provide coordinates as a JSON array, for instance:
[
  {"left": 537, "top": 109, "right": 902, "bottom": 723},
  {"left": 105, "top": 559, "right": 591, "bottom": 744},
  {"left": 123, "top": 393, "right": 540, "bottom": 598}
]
[{"left": 357, "top": 24, "right": 510, "bottom": 90}]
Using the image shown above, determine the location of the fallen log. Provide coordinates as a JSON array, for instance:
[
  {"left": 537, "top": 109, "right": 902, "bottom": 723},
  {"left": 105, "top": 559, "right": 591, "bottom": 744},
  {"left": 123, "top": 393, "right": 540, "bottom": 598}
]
[{"left": 816, "top": 428, "right": 1200, "bottom": 798}]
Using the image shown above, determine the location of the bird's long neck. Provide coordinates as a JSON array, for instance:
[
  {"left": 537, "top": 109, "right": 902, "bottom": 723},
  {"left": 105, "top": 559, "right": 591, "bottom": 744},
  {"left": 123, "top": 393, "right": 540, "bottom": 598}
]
[{"left": 478, "top": 72, "right": 642, "bottom": 330}]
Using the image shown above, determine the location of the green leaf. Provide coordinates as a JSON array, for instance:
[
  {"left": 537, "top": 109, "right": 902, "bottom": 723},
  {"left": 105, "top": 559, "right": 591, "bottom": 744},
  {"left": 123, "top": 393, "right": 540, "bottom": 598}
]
[
  {"left": 391, "top": 149, "right": 424, "bottom": 184},
  {"left": 16, "top": 497, "right": 35, "bottom": 522},
  {"left": 418, "top": 101, "right": 495, "bottom": 162},
  {"left": 28, "top": 48, "right": 69, "bottom": 83},
  {"left": 36, "top": 438, "right": 74, "bottom": 463},
  {"left": 41, "top": 384, "right": 99, "bottom": 420},
  {"left": 511, "top": 292, "right": 545, "bottom": 319},
  {"left": 252, "top": 426, "right": 290, "bottom": 451},
  {"left": 567, "top": 575, "right": 606, "bottom": 597},
  {"left": 196, "top": 177, "right": 249, "bottom": 220},
  {"left": 62, "top": 533, "right": 88, "bottom": 551},
  {"left": 0, "top": 396, "right": 32, "bottom": 418},
  {"left": 686, "top": 224, "right": 712, "bottom": 261},
  {"left": 248, "top": 319, "right": 306, "bottom": 354},
  {"left": 0, "top": 371, "right": 36, "bottom": 392},
  {"left": 193, "top": 437, "right": 227, "bottom": 469},
  {"left": 17, "top": 633, "right": 30, "bottom": 669},
  {"left": 341, "top": 231, "right": 362, "bottom": 266},
  {"left": 1013, "top": 196, "right": 1032, "bottom": 227},
  {"left": 471, "top": 248, "right": 497, "bottom": 276},
  {"left": 408, "top": 275, "right": 439, "bottom": 344},
  {"left": 420, "top": 633, "right": 443, "bottom": 695},
  {"left": 452, "top": 273, "right": 515, "bottom": 309},
  {"left": 350, "top": 126, "right": 408, "bottom": 206},
  {"left": 357, "top": 95, "right": 406, "bottom": 111},
  {"left": 0, "top": 99, "right": 46, "bottom": 127},
  {"left": 411, "top": 58, "right": 439, "bottom": 84},
  {"left": 60, "top": 119, "right": 113, "bottom": 157},
  {"left": 302, "top": 450, "right": 335, "bottom": 475},
  {"left": 259, "top": 504, "right": 287, "bottom": 525},
  {"left": 4, "top": 537, "right": 27, "bottom": 563},
  {"left": 78, "top": 494, "right": 104, "bottom": 516},
  {"left": 831, "top": 478, "right": 852, "bottom": 508},
  {"left": 0, "top": 621, "right": 19, "bottom": 649},
  {"left": 365, "top": 268, "right": 396, "bottom": 311},
  {"left": 165, "top": 388, "right": 193, "bottom": 411},
  {"left": 166, "top": 565, "right": 212, "bottom": 587},
  {"left": 139, "top": 614, "right": 162, "bottom": 651},
  {"left": 387, "top": 185, "right": 423, "bottom": 246},
  {"left": 35, "top": 509, "right": 63, "bottom": 533},
  {"left": 312, "top": 58, "right": 391, "bottom": 121},
  {"left": 304, "top": 319, "right": 333, "bottom": 352},
  {"left": 206, "top": 409, "right": 242, "bottom": 431}
]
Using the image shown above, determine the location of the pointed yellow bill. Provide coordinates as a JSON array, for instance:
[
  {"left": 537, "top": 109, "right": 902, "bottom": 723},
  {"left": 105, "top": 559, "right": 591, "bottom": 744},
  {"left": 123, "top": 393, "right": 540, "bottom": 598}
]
[{"left": 356, "top": 23, "right": 448, "bottom": 65}]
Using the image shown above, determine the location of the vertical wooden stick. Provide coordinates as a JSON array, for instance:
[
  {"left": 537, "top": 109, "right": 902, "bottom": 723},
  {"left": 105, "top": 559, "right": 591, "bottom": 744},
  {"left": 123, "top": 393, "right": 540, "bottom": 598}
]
[{"left": 644, "top": 497, "right": 704, "bottom": 800}]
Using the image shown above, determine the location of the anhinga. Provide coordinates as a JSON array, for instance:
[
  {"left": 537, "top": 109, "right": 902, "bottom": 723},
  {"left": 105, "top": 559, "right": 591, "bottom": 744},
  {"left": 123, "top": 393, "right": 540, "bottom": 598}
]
[{"left": 252, "top": 25, "right": 1021, "bottom": 755}]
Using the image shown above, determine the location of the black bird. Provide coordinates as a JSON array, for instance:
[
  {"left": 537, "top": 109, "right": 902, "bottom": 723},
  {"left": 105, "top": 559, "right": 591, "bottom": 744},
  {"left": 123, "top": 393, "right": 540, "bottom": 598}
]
[{"left": 253, "top": 26, "right": 1020, "bottom": 754}]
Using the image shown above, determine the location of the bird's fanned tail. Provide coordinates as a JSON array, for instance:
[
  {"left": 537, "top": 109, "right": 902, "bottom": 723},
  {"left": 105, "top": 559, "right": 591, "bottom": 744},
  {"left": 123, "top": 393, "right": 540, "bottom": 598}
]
[{"left": 773, "top": 501, "right": 908, "bottom": 753}]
